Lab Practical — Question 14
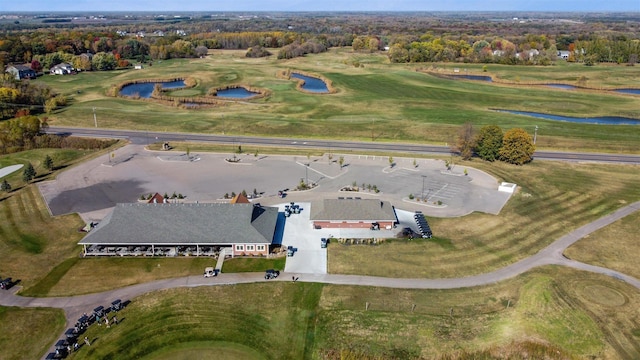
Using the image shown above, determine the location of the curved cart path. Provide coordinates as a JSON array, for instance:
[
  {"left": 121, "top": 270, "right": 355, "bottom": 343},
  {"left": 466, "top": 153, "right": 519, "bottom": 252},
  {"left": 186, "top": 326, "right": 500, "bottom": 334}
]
[{"left": 0, "top": 202, "right": 638, "bottom": 359}]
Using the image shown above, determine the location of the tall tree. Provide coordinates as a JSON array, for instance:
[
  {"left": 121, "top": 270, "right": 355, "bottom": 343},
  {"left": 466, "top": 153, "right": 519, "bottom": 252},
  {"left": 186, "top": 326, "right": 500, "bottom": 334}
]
[
  {"left": 22, "top": 162, "right": 36, "bottom": 182},
  {"left": 475, "top": 125, "right": 503, "bottom": 162},
  {"left": 44, "top": 154, "right": 54, "bottom": 171},
  {"left": 452, "top": 123, "right": 476, "bottom": 160},
  {"left": 1, "top": 179, "right": 11, "bottom": 192},
  {"left": 499, "top": 128, "right": 535, "bottom": 165}
]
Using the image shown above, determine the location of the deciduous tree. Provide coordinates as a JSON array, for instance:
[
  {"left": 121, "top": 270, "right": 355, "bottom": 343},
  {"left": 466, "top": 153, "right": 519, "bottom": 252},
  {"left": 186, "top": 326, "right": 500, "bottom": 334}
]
[
  {"left": 452, "top": 123, "right": 476, "bottom": 160},
  {"left": 499, "top": 128, "right": 535, "bottom": 165},
  {"left": 475, "top": 125, "right": 503, "bottom": 162}
]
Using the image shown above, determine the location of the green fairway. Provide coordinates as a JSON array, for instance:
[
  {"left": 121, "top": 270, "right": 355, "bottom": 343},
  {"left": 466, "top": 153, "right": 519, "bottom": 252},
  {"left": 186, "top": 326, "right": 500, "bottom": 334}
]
[
  {"left": 64, "top": 267, "right": 640, "bottom": 360},
  {"left": 37, "top": 48, "right": 640, "bottom": 153}
]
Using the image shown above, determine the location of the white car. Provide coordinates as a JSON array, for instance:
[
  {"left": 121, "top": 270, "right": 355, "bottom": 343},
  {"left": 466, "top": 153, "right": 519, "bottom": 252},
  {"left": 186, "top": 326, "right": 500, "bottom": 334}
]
[{"left": 204, "top": 267, "right": 218, "bottom": 277}]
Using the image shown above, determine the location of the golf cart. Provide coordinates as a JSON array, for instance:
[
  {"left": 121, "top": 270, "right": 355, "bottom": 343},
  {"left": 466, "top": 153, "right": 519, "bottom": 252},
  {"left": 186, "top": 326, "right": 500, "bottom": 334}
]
[
  {"left": 204, "top": 267, "right": 219, "bottom": 278},
  {"left": 264, "top": 269, "right": 280, "bottom": 280}
]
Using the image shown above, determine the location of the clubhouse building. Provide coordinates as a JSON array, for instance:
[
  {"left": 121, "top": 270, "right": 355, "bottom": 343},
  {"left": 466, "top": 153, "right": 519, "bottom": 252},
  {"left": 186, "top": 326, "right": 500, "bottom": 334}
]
[{"left": 79, "top": 202, "right": 278, "bottom": 257}]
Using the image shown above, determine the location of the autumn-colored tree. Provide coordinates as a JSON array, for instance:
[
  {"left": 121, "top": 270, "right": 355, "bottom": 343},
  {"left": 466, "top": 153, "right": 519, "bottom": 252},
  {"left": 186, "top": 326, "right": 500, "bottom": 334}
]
[
  {"left": 452, "top": 123, "right": 476, "bottom": 160},
  {"left": 475, "top": 125, "right": 503, "bottom": 162},
  {"left": 499, "top": 128, "right": 535, "bottom": 165}
]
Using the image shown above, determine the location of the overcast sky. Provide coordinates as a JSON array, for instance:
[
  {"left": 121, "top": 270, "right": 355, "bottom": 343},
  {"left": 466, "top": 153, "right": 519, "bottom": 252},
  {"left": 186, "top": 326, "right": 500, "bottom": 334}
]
[{"left": 3, "top": 0, "right": 639, "bottom": 12}]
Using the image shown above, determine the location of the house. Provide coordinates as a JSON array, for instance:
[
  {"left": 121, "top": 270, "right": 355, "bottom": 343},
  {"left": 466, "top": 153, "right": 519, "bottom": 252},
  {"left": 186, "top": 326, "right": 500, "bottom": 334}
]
[
  {"left": 50, "top": 62, "right": 74, "bottom": 75},
  {"left": 310, "top": 198, "right": 397, "bottom": 229},
  {"left": 5, "top": 64, "right": 36, "bottom": 80},
  {"left": 78, "top": 202, "right": 278, "bottom": 257}
]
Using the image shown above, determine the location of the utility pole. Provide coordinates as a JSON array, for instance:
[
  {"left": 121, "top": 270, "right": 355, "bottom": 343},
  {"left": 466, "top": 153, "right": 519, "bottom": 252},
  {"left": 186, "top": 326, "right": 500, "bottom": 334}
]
[
  {"left": 534, "top": 125, "right": 538, "bottom": 145},
  {"left": 93, "top": 107, "right": 97, "bottom": 128}
]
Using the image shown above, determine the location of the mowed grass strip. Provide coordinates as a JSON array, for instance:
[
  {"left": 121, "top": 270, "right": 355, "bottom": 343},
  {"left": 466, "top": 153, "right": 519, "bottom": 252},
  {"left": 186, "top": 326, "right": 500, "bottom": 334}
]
[
  {"left": 564, "top": 210, "right": 640, "bottom": 279},
  {"left": 39, "top": 49, "right": 640, "bottom": 153},
  {"left": 70, "top": 283, "right": 323, "bottom": 360},
  {"left": 0, "top": 306, "right": 66, "bottom": 360},
  {"left": 64, "top": 268, "right": 638, "bottom": 359},
  {"left": 329, "top": 161, "right": 640, "bottom": 278}
]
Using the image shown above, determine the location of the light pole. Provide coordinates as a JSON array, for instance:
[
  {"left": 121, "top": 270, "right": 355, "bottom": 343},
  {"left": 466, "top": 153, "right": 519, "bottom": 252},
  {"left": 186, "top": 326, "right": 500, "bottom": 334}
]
[
  {"left": 534, "top": 125, "right": 538, "bottom": 145},
  {"left": 93, "top": 107, "right": 97, "bottom": 128},
  {"left": 421, "top": 175, "right": 426, "bottom": 200},
  {"left": 305, "top": 163, "right": 309, "bottom": 187}
]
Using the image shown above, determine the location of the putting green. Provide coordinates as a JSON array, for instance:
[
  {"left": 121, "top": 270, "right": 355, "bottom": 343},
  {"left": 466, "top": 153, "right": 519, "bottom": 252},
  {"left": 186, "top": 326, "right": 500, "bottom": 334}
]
[{"left": 140, "top": 341, "right": 266, "bottom": 360}]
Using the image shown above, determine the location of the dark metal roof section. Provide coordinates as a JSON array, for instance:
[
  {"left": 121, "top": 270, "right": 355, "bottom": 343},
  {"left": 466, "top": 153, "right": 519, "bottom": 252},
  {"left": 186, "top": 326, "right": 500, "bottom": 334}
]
[
  {"left": 310, "top": 198, "right": 396, "bottom": 222},
  {"left": 79, "top": 203, "right": 278, "bottom": 245}
]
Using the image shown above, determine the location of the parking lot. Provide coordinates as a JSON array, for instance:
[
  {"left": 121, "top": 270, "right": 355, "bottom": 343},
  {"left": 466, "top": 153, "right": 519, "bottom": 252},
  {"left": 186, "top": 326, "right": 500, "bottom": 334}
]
[{"left": 38, "top": 145, "right": 513, "bottom": 274}]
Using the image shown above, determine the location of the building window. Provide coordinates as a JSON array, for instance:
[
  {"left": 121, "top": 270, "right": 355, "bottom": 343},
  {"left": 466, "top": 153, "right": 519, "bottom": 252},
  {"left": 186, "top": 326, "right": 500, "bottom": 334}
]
[
  {"left": 246, "top": 245, "right": 254, "bottom": 251},
  {"left": 235, "top": 245, "right": 244, "bottom": 251},
  {"left": 257, "top": 245, "right": 265, "bottom": 251}
]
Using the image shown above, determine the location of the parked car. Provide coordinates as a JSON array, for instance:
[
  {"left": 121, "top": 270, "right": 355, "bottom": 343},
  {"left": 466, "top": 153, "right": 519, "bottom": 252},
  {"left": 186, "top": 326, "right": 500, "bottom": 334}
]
[
  {"left": 0, "top": 277, "right": 12, "bottom": 290},
  {"left": 264, "top": 269, "right": 280, "bottom": 280},
  {"left": 204, "top": 267, "right": 219, "bottom": 278},
  {"left": 320, "top": 238, "right": 328, "bottom": 248}
]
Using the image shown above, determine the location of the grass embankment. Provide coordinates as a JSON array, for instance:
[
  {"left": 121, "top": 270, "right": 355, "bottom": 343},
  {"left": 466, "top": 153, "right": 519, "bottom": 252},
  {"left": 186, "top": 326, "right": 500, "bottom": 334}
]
[
  {"left": 0, "top": 147, "right": 121, "bottom": 294},
  {"left": 38, "top": 49, "right": 640, "bottom": 153},
  {"left": 64, "top": 268, "right": 640, "bottom": 360},
  {"left": 0, "top": 306, "right": 66, "bottom": 360},
  {"left": 564, "top": 210, "right": 640, "bottom": 279},
  {"left": 329, "top": 160, "right": 640, "bottom": 278}
]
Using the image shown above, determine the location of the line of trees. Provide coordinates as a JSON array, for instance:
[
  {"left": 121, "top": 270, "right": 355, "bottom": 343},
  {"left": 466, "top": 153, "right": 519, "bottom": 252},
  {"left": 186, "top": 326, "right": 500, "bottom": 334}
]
[{"left": 453, "top": 123, "right": 535, "bottom": 165}]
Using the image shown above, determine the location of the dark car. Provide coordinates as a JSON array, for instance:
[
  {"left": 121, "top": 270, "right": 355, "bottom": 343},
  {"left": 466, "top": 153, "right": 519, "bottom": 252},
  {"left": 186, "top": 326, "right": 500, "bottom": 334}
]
[
  {"left": 264, "top": 269, "right": 280, "bottom": 280},
  {"left": 320, "top": 238, "right": 328, "bottom": 248},
  {"left": 0, "top": 277, "right": 12, "bottom": 290}
]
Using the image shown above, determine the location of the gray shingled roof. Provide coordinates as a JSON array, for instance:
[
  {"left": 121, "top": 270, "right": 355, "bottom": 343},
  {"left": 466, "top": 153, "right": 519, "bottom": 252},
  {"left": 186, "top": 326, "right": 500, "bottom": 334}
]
[
  {"left": 79, "top": 203, "right": 278, "bottom": 245},
  {"left": 310, "top": 199, "right": 397, "bottom": 222}
]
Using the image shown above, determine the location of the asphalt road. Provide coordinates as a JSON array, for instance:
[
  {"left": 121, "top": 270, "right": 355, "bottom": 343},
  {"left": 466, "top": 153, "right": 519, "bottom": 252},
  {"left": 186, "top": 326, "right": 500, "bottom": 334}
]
[{"left": 46, "top": 126, "right": 640, "bottom": 165}]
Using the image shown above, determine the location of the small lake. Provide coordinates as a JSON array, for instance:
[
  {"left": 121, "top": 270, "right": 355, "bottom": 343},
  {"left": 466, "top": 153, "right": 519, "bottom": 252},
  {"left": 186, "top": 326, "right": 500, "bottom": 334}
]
[
  {"left": 449, "top": 75, "right": 493, "bottom": 82},
  {"left": 215, "top": 87, "right": 259, "bottom": 98},
  {"left": 291, "top": 73, "right": 329, "bottom": 93},
  {"left": 498, "top": 110, "right": 640, "bottom": 125},
  {"left": 546, "top": 84, "right": 576, "bottom": 89},
  {"left": 120, "top": 80, "right": 185, "bottom": 98},
  {"left": 614, "top": 88, "right": 640, "bottom": 95}
]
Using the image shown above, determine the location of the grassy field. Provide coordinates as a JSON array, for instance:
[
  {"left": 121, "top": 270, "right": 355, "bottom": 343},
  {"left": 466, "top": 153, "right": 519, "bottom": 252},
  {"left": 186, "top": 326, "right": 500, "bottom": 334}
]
[
  {"left": 39, "top": 256, "right": 286, "bottom": 296},
  {"left": 36, "top": 48, "right": 640, "bottom": 153},
  {"left": 0, "top": 306, "right": 66, "bottom": 360},
  {"left": 329, "top": 160, "right": 640, "bottom": 278},
  {"left": 564, "top": 210, "right": 640, "bottom": 279},
  {"left": 61, "top": 267, "right": 639, "bottom": 360},
  {"left": 0, "top": 146, "right": 124, "bottom": 293}
]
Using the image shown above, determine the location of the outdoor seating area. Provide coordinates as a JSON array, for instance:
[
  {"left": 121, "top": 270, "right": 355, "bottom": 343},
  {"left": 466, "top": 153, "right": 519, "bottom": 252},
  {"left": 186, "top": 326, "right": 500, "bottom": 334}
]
[{"left": 82, "top": 245, "right": 226, "bottom": 257}]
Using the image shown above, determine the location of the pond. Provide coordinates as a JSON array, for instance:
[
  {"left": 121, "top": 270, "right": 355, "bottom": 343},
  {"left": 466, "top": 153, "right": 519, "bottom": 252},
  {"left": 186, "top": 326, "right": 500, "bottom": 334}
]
[
  {"left": 613, "top": 88, "right": 640, "bottom": 95},
  {"left": 546, "top": 84, "right": 576, "bottom": 89},
  {"left": 449, "top": 74, "right": 493, "bottom": 82},
  {"left": 291, "top": 73, "right": 329, "bottom": 93},
  {"left": 120, "top": 80, "right": 185, "bottom": 98},
  {"left": 215, "top": 87, "right": 259, "bottom": 98},
  {"left": 497, "top": 109, "right": 640, "bottom": 125}
]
